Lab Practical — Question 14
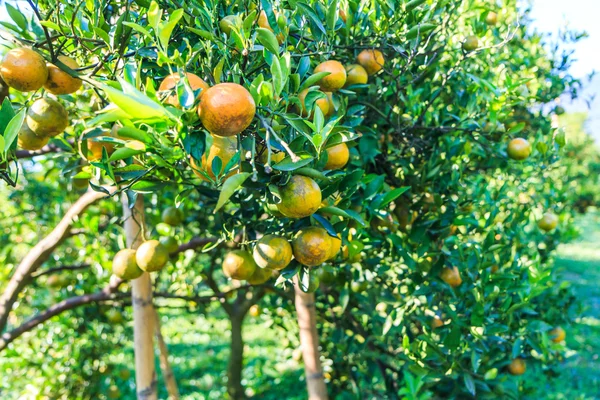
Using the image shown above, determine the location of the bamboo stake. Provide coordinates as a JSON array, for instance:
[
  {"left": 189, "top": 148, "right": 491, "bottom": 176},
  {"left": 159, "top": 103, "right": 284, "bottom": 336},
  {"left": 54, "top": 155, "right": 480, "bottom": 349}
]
[
  {"left": 122, "top": 194, "right": 158, "bottom": 400},
  {"left": 293, "top": 277, "right": 328, "bottom": 400}
]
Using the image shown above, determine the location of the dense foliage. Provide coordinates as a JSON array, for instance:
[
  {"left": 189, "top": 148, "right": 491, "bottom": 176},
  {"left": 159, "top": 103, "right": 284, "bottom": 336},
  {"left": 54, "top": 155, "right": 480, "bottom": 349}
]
[{"left": 0, "top": 0, "right": 597, "bottom": 399}]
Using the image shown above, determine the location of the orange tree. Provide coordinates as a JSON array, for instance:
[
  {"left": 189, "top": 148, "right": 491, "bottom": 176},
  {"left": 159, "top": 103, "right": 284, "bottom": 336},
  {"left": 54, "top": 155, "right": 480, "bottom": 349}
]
[{"left": 0, "top": 0, "right": 591, "bottom": 399}]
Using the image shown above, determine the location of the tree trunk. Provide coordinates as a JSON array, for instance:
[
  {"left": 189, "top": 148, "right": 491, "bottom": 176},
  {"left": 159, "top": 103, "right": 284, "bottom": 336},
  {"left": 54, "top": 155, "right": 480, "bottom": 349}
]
[
  {"left": 294, "top": 278, "right": 328, "bottom": 400},
  {"left": 122, "top": 195, "right": 158, "bottom": 400},
  {"left": 154, "top": 309, "right": 180, "bottom": 400},
  {"left": 227, "top": 312, "right": 245, "bottom": 400}
]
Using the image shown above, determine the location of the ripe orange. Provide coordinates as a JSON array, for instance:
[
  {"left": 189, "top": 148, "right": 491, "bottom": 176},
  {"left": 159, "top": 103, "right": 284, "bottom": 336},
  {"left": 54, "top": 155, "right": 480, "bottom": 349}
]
[
  {"left": 314, "top": 60, "right": 347, "bottom": 92},
  {"left": 463, "top": 35, "right": 479, "bottom": 51},
  {"left": 222, "top": 250, "right": 257, "bottom": 280},
  {"left": 253, "top": 235, "right": 293, "bottom": 270},
  {"left": 18, "top": 123, "right": 49, "bottom": 151},
  {"left": 112, "top": 249, "right": 143, "bottom": 280},
  {"left": 190, "top": 135, "right": 238, "bottom": 181},
  {"left": 199, "top": 83, "right": 256, "bottom": 136},
  {"left": 292, "top": 226, "right": 331, "bottom": 267},
  {"left": 158, "top": 72, "right": 209, "bottom": 108},
  {"left": 326, "top": 234, "right": 342, "bottom": 260},
  {"left": 161, "top": 207, "right": 184, "bottom": 226},
  {"left": 507, "top": 138, "right": 531, "bottom": 160},
  {"left": 486, "top": 11, "right": 498, "bottom": 26},
  {"left": 249, "top": 304, "right": 261, "bottom": 317},
  {"left": 82, "top": 130, "right": 118, "bottom": 161},
  {"left": 344, "top": 64, "right": 368, "bottom": 86},
  {"left": 549, "top": 327, "right": 566, "bottom": 343},
  {"left": 356, "top": 49, "right": 385, "bottom": 75},
  {"left": 298, "top": 88, "right": 330, "bottom": 118},
  {"left": 431, "top": 316, "right": 444, "bottom": 329},
  {"left": 0, "top": 48, "right": 48, "bottom": 92},
  {"left": 44, "top": 55, "right": 82, "bottom": 95},
  {"left": 247, "top": 266, "right": 273, "bottom": 285},
  {"left": 135, "top": 240, "right": 169, "bottom": 272},
  {"left": 26, "top": 98, "right": 69, "bottom": 137},
  {"left": 440, "top": 267, "right": 462, "bottom": 288},
  {"left": 276, "top": 175, "right": 322, "bottom": 218},
  {"left": 324, "top": 142, "right": 350, "bottom": 170},
  {"left": 538, "top": 212, "right": 558, "bottom": 232},
  {"left": 508, "top": 358, "right": 526, "bottom": 375}
]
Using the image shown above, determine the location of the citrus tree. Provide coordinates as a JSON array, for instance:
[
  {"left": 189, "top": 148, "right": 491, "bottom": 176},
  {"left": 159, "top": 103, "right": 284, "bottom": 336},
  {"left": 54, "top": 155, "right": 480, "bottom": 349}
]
[{"left": 0, "top": 0, "right": 592, "bottom": 399}]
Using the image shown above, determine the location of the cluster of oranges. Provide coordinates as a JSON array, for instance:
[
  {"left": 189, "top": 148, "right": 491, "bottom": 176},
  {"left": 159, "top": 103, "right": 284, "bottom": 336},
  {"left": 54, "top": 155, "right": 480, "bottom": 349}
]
[{"left": 0, "top": 48, "right": 81, "bottom": 151}]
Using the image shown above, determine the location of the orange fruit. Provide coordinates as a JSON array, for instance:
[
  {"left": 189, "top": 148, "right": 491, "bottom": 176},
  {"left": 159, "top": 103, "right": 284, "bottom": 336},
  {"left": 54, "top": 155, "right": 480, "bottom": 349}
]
[
  {"left": 112, "top": 249, "right": 143, "bottom": 280},
  {"left": 199, "top": 83, "right": 256, "bottom": 136},
  {"left": 247, "top": 266, "right": 273, "bottom": 285},
  {"left": 0, "top": 48, "right": 48, "bottom": 92},
  {"left": 160, "top": 236, "right": 179, "bottom": 254},
  {"left": 463, "top": 35, "right": 479, "bottom": 51},
  {"left": 292, "top": 226, "right": 331, "bottom": 267},
  {"left": 324, "top": 142, "right": 350, "bottom": 170},
  {"left": 314, "top": 60, "right": 347, "bottom": 92},
  {"left": 220, "top": 15, "right": 239, "bottom": 35},
  {"left": 440, "top": 267, "right": 462, "bottom": 288},
  {"left": 549, "top": 327, "right": 566, "bottom": 343},
  {"left": 26, "top": 98, "right": 68, "bottom": 137},
  {"left": 298, "top": 88, "right": 330, "bottom": 118},
  {"left": 135, "top": 240, "right": 169, "bottom": 272},
  {"left": 161, "top": 207, "right": 184, "bottom": 226},
  {"left": 253, "top": 235, "right": 293, "bottom": 270},
  {"left": 327, "top": 234, "right": 342, "bottom": 260},
  {"left": 222, "top": 250, "right": 257, "bottom": 280},
  {"left": 486, "top": 11, "right": 498, "bottom": 26},
  {"left": 257, "top": 11, "right": 285, "bottom": 43},
  {"left": 538, "top": 212, "right": 558, "bottom": 232},
  {"left": 44, "top": 55, "right": 82, "bottom": 95},
  {"left": 158, "top": 72, "right": 209, "bottom": 108},
  {"left": 105, "top": 310, "right": 124, "bottom": 324},
  {"left": 344, "top": 64, "right": 368, "bottom": 86},
  {"left": 249, "top": 304, "right": 261, "bottom": 317},
  {"left": 507, "top": 138, "right": 531, "bottom": 160},
  {"left": 276, "top": 175, "right": 322, "bottom": 218},
  {"left": 431, "top": 316, "right": 444, "bottom": 329},
  {"left": 82, "top": 130, "right": 117, "bottom": 161},
  {"left": 18, "top": 123, "right": 49, "bottom": 151},
  {"left": 324, "top": 92, "right": 335, "bottom": 117},
  {"left": 356, "top": 49, "right": 385, "bottom": 75},
  {"left": 508, "top": 358, "right": 526, "bottom": 375},
  {"left": 190, "top": 134, "right": 238, "bottom": 181}
]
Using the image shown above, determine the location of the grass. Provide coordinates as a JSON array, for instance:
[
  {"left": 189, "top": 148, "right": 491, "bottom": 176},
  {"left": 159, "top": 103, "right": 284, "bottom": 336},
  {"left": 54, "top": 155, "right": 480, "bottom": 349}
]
[{"left": 525, "top": 211, "right": 600, "bottom": 400}]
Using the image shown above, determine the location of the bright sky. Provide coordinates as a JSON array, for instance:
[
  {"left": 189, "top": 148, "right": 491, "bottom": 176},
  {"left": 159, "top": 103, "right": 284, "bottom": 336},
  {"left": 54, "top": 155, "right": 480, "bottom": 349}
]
[{"left": 527, "top": 0, "right": 600, "bottom": 139}]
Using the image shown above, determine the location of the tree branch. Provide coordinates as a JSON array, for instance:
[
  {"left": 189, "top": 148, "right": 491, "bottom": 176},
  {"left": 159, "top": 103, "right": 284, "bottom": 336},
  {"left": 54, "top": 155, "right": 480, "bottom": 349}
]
[
  {"left": 31, "top": 264, "right": 90, "bottom": 279},
  {"left": 0, "top": 276, "right": 124, "bottom": 351},
  {"left": 0, "top": 188, "right": 114, "bottom": 334}
]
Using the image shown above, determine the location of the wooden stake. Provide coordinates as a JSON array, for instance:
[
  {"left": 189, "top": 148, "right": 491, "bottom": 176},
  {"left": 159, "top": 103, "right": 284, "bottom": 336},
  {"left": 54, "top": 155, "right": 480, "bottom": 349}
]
[
  {"left": 154, "top": 309, "right": 180, "bottom": 400},
  {"left": 294, "top": 278, "right": 328, "bottom": 400},
  {"left": 122, "top": 194, "right": 158, "bottom": 400}
]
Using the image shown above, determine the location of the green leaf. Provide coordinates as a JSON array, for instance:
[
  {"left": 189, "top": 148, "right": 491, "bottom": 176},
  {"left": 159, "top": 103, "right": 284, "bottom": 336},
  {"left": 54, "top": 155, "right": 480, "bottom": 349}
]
[
  {"left": 405, "top": 0, "right": 427, "bottom": 10},
  {"left": 131, "top": 180, "right": 166, "bottom": 193},
  {"left": 6, "top": 3, "right": 28, "bottom": 31},
  {"left": 300, "top": 72, "right": 330, "bottom": 91},
  {"left": 214, "top": 172, "right": 251, "bottom": 213},
  {"left": 312, "top": 214, "right": 337, "bottom": 237},
  {"left": 99, "top": 78, "right": 172, "bottom": 120},
  {"left": 377, "top": 187, "right": 410, "bottom": 209},
  {"left": 256, "top": 27, "right": 280, "bottom": 54},
  {"left": 0, "top": 98, "right": 16, "bottom": 135},
  {"left": 148, "top": 1, "right": 162, "bottom": 30},
  {"left": 3, "top": 109, "right": 25, "bottom": 153},
  {"left": 297, "top": 3, "right": 326, "bottom": 36},
  {"left": 507, "top": 122, "right": 526, "bottom": 134},
  {"left": 158, "top": 9, "right": 183, "bottom": 49},
  {"left": 326, "top": 0, "right": 339, "bottom": 31},
  {"left": 108, "top": 147, "right": 143, "bottom": 162},
  {"left": 117, "top": 126, "right": 151, "bottom": 143},
  {"left": 187, "top": 27, "right": 217, "bottom": 41},
  {"left": 272, "top": 153, "right": 314, "bottom": 171},
  {"left": 464, "top": 375, "right": 476, "bottom": 396},
  {"left": 318, "top": 206, "right": 366, "bottom": 226},
  {"left": 123, "top": 22, "right": 152, "bottom": 39},
  {"left": 406, "top": 23, "right": 437, "bottom": 40}
]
